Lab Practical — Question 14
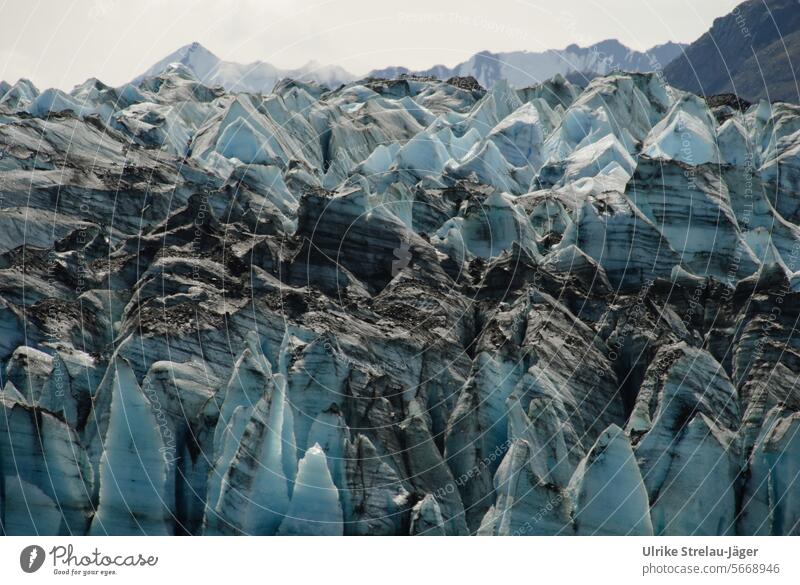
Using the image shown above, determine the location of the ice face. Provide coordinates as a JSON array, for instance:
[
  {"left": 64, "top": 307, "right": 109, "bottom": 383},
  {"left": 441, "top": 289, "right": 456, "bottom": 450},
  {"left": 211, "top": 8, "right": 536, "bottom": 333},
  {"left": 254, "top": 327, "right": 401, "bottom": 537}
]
[
  {"left": 2, "top": 64, "right": 800, "bottom": 536},
  {"left": 642, "top": 109, "right": 720, "bottom": 165},
  {"left": 89, "top": 358, "right": 170, "bottom": 535},
  {"left": 277, "top": 443, "right": 343, "bottom": 536},
  {"left": 568, "top": 424, "right": 654, "bottom": 536},
  {"left": 627, "top": 343, "right": 739, "bottom": 535}
]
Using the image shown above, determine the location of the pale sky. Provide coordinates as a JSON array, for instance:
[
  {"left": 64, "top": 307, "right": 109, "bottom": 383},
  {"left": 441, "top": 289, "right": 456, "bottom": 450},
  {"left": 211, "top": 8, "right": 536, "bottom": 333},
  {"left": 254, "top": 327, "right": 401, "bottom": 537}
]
[{"left": 0, "top": 0, "right": 743, "bottom": 90}]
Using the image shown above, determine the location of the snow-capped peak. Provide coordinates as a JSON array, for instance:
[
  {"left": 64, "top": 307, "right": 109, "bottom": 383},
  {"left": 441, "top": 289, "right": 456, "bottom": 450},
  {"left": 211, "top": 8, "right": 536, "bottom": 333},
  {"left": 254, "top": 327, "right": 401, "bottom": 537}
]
[{"left": 133, "top": 42, "right": 354, "bottom": 94}]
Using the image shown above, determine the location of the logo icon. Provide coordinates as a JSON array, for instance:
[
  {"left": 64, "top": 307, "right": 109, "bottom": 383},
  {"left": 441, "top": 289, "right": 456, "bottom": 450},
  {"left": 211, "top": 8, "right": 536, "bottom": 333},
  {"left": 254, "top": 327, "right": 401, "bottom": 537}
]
[{"left": 20, "top": 545, "right": 46, "bottom": 573}]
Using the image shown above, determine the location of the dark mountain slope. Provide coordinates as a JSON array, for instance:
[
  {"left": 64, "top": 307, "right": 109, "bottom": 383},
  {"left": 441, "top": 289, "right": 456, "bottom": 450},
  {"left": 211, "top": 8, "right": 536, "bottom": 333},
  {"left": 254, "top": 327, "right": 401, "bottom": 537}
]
[{"left": 664, "top": 0, "right": 800, "bottom": 102}]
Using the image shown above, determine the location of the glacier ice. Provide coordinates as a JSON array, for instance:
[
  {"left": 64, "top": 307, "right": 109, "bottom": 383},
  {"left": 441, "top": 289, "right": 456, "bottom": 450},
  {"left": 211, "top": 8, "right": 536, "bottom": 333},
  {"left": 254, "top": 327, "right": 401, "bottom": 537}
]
[
  {"left": 89, "top": 358, "right": 170, "bottom": 535},
  {"left": 0, "top": 63, "right": 799, "bottom": 536},
  {"left": 568, "top": 424, "right": 653, "bottom": 536},
  {"left": 277, "top": 443, "right": 343, "bottom": 536}
]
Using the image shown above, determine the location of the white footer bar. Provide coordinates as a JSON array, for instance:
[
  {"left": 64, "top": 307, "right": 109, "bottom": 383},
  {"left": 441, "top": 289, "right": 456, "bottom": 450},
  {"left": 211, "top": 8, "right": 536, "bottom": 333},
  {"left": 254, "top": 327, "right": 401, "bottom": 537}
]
[{"left": 1, "top": 536, "right": 797, "bottom": 583}]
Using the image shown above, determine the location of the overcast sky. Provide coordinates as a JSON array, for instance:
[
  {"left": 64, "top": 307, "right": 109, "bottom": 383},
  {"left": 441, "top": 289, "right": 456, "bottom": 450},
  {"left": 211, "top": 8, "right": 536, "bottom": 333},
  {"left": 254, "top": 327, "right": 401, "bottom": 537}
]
[{"left": 0, "top": 0, "right": 743, "bottom": 90}]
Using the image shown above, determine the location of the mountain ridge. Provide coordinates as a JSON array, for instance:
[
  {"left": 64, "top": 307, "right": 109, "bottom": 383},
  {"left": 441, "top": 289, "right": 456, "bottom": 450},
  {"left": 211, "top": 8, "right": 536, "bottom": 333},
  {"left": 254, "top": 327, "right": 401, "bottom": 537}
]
[
  {"left": 664, "top": 0, "right": 800, "bottom": 102},
  {"left": 132, "top": 39, "right": 685, "bottom": 94},
  {"left": 367, "top": 39, "right": 686, "bottom": 88},
  {"left": 131, "top": 41, "right": 356, "bottom": 93}
]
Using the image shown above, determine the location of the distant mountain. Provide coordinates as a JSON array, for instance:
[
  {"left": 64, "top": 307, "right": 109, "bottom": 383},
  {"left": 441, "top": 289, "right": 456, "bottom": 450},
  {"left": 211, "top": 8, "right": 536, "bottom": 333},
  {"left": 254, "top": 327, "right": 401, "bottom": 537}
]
[
  {"left": 664, "top": 0, "right": 800, "bottom": 102},
  {"left": 368, "top": 40, "right": 686, "bottom": 88},
  {"left": 135, "top": 39, "right": 685, "bottom": 96},
  {"left": 132, "top": 42, "right": 355, "bottom": 93}
]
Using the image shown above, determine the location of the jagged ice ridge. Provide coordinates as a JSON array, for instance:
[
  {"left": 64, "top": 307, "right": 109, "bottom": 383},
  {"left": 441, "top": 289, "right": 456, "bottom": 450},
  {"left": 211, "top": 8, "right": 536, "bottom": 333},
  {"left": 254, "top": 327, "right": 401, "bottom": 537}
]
[{"left": 1, "top": 64, "right": 800, "bottom": 535}]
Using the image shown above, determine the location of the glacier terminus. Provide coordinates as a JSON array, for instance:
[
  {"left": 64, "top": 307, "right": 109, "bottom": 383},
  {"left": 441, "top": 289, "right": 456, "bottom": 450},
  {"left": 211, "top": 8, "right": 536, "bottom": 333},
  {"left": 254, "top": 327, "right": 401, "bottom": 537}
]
[{"left": 0, "top": 53, "right": 799, "bottom": 536}]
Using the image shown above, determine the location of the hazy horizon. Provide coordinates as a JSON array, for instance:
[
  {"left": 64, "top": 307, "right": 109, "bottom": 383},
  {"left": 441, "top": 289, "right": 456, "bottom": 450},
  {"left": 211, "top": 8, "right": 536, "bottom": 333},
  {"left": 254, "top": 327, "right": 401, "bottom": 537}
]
[{"left": 1, "top": 0, "right": 742, "bottom": 90}]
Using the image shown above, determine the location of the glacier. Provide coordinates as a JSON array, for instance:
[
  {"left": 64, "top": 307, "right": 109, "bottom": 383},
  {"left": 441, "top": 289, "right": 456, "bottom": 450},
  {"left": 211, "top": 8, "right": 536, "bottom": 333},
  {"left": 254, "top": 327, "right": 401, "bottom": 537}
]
[{"left": 0, "top": 63, "right": 800, "bottom": 536}]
